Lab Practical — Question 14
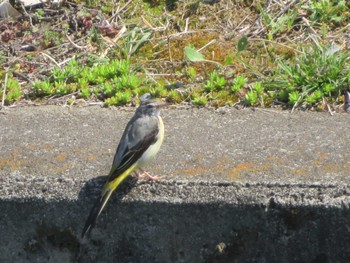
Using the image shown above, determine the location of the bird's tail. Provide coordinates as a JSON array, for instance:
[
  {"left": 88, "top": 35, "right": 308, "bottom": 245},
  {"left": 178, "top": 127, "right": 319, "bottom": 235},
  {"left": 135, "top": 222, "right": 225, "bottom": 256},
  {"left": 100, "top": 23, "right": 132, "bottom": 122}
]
[{"left": 81, "top": 188, "right": 114, "bottom": 238}]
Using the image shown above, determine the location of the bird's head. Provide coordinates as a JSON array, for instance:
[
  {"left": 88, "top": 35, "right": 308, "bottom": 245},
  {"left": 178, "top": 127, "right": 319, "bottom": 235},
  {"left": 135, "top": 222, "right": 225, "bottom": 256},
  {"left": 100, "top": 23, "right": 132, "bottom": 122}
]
[{"left": 137, "top": 93, "right": 167, "bottom": 116}]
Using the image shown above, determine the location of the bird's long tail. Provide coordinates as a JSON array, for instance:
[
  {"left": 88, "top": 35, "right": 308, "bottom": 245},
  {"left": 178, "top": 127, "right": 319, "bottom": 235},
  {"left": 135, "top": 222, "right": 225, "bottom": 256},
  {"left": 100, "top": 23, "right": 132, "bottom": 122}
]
[
  {"left": 81, "top": 167, "right": 136, "bottom": 238},
  {"left": 81, "top": 188, "right": 114, "bottom": 238}
]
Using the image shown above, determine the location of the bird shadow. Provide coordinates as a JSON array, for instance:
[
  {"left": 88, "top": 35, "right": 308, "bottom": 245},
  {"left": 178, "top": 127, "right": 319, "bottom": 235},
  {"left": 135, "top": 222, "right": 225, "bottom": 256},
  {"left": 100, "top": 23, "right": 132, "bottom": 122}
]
[
  {"left": 77, "top": 173, "right": 140, "bottom": 239},
  {"left": 78, "top": 174, "right": 138, "bottom": 205}
]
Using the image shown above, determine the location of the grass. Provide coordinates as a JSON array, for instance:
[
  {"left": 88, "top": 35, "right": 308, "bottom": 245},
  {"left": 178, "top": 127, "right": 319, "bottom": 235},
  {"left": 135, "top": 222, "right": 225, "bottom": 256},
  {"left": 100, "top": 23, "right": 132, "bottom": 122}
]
[
  {"left": 1, "top": 0, "right": 350, "bottom": 111},
  {"left": 265, "top": 44, "right": 349, "bottom": 109}
]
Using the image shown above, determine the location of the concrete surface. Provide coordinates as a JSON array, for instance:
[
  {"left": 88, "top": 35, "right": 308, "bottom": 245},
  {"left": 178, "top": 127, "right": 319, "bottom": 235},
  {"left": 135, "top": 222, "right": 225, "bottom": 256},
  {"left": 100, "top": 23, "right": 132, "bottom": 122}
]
[{"left": 1, "top": 106, "right": 350, "bottom": 262}]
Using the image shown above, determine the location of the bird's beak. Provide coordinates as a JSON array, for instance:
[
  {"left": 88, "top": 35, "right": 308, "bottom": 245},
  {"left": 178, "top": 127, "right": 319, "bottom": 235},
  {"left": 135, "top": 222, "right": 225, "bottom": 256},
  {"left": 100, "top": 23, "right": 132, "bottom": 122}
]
[
  {"left": 155, "top": 102, "right": 168, "bottom": 108},
  {"left": 150, "top": 99, "right": 168, "bottom": 108}
]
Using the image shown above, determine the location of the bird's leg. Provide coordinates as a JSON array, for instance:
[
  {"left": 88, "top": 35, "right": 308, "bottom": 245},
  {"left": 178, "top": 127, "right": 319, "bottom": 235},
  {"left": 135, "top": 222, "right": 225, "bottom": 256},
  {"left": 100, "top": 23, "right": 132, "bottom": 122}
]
[{"left": 135, "top": 168, "right": 162, "bottom": 181}]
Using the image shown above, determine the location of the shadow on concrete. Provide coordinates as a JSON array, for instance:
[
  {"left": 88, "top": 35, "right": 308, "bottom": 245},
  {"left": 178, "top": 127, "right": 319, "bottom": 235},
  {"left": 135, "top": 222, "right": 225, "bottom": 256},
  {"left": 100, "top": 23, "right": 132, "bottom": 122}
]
[{"left": 1, "top": 178, "right": 350, "bottom": 262}]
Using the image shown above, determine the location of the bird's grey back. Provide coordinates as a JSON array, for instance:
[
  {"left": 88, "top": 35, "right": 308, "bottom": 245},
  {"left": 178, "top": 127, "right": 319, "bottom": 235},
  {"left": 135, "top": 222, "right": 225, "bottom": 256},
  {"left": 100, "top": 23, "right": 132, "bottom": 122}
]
[{"left": 111, "top": 101, "right": 160, "bottom": 168}]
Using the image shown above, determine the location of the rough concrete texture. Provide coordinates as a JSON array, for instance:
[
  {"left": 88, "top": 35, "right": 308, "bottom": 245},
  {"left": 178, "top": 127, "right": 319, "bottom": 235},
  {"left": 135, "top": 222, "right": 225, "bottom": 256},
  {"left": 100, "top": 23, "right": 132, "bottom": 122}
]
[{"left": 1, "top": 106, "right": 350, "bottom": 262}]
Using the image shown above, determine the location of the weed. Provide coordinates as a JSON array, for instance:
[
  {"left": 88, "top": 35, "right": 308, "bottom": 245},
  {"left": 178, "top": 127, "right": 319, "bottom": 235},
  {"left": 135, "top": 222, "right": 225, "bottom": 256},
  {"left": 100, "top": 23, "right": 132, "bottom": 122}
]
[
  {"left": 104, "top": 90, "right": 132, "bottom": 106},
  {"left": 184, "top": 46, "right": 221, "bottom": 65},
  {"left": 303, "top": 0, "right": 348, "bottom": 25},
  {"left": 244, "top": 81, "right": 265, "bottom": 107},
  {"left": 31, "top": 58, "right": 144, "bottom": 105},
  {"left": 4, "top": 77, "right": 21, "bottom": 104},
  {"left": 266, "top": 44, "right": 350, "bottom": 108},
  {"left": 259, "top": 4, "right": 299, "bottom": 39},
  {"left": 192, "top": 94, "right": 208, "bottom": 106},
  {"left": 149, "top": 85, "right": 168, "bottom": 98},
  {"left": 166, "top": 90, "right": 183, "bottom": 103},
  {"left": 41, "top": 31, "right": 64, "bottom": 49},
  {"left": 34, "top": 9, "right": 45, "bottom": 20},
  {"left": 119, "top": 27, "right": 153, "bottom": 60},
  {"left": 204, "top": 71, "right": 227, "bottom": 92},
  {"left": 252, "top": 82, "right": 263, "bottom": 95},
  {"left": 245, "top": 91, "right": 257, "bottom": 106},
  {"left": 186, "top": 66, "right": 197, "bottom": 80},
  {"left": 231, "top": 75, "right": 248, "bottom": 93},
  {"left": 33, "top": 81, "right": 53, "bottom": 96},
  {"left": 80, "top": 87, "right": 91, "bottom": 99},
  {"left": 288, "top": 91, "right": 300, "bottom": 106}
]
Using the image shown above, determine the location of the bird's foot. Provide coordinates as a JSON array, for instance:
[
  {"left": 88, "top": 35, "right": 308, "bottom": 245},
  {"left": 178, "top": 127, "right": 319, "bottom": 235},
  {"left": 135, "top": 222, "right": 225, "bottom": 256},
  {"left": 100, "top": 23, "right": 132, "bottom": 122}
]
[{"left": 135, "top": 169, "right": 162, "bottom": 181}]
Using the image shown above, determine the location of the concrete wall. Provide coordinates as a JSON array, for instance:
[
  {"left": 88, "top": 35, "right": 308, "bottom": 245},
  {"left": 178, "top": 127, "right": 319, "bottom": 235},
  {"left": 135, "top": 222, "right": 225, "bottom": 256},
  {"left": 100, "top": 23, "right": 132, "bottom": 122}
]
[{"left": 1, "top": 181, "right": 350, "bottom": 263}]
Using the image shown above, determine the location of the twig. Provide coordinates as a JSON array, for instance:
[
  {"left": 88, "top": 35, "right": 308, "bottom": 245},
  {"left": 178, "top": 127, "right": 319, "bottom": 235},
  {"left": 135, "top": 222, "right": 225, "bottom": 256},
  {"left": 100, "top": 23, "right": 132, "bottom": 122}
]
[
  {"left": 323, "top": 97, "right": 334, "bottom": 116},
  {"left": 184, "top": 18, "right": 189, "bottom": 33},
  {"left": 1, "top": 71, "right": 8, "bottom": 111},
  {"left": 167, "top": 35, "right": 172, "bottom": 62},
  {"left": 109, "top": 0, "right": 132, "bottom": 22},
  {"left": 58, "top": 56, "right": 76, "bottom": 67},
  {"left": 249, "top": 38, "right": 302, "bottom": 53},
  {"left": 233, "top": 14, "right": 250, "bottom": 32},
  {"left": 273, "top": 0, "right": 298, "bottom": 22},
  {"left": 66, "top": 35, "right": 87, "bottom": 50},
  {"left": 41, "top": 52, "right": 61, "bottom": 68},
  {"left": 151, "top": 29, "right": 217, "bottom": 42},
  {"left": 291, "top": 95, "right": 302, "bottom": 113},
  {"left": 197, "top": 39, "right": 216, "bottom": 52},
  {"left": 20, "top": 2, "right": 34, "bottom": 28},
  {"left": 302, "top": 17, "right": 319, "bottom": 37},
  {"left": 146, "top": 73, "right": 183, "bottom": 77}
]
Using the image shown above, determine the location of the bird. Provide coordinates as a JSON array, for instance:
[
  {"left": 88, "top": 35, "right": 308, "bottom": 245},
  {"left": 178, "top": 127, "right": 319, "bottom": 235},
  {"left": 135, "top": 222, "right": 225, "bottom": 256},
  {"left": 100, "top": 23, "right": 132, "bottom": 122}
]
[{"left": 82, "top": 93, "right": 166, "bottom": 237}]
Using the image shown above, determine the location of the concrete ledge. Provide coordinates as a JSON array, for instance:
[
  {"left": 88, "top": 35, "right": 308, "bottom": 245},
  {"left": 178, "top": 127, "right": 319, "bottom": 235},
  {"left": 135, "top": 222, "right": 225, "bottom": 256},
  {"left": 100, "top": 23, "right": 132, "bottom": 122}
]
[
  {"left": 1, "top": 106, "right": 350, "bottom": 262},
  {"left": 1, "top": 179, "right": 350, "bottom": 262}
]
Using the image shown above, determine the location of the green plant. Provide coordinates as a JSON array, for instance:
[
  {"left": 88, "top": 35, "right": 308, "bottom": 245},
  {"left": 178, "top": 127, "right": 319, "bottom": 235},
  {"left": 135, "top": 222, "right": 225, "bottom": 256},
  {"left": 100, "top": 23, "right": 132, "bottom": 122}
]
[
  {"left": 231, "top": 75, "right": 248, "bottom": 93},
  {"left": 252, "top": 82, "right": 263, "bottom": 95},
  {"left": 89, "top": 27, "right": 103, "bottom": 50},
  {"left": 149, "top": 85, "right": 167, "bottom": 97},
  {"left": 120, "top": 27, "right": 153, "bottom": 59},
  {"left": 259, "top": 4, "right": 299, "bottom": 39},
  {"left": 35, "top": 8, "right": 45, "bottom": 20},
  {"left": 303, "top": 0, "right": 347, "bottom": 25},
  {"left": 32, "top": 58, "right": 141, "bottom": 105},
  {"left": 267, "top": 44, "right": 349, "bottom": 108},
  {"left": 305, "top": 90, "right": 323, "bottom": 105},
  {"left": 34, "top": 81, "right": 53, "bottom": 96},
  {"left": 101, "top": 82, "right": 116, "bottom": 97},
  {"left": 104, "top": 91, "right": 132, "bottom": 106},
  {"left": 5, "top": 78, "right": 21, "bottom": 103},
  {"left": 204, "top": 71, "right": 227, "bottom": 92},
  {"left": 54, "top": 81, "right": 77, "bottom": 95},
  {"left": 245, "top": 91, "right": 258, "bottom": 106},
  {"left": 192, "top": 94, "right": 207, "bottom": 106},
  {"left": 167, "top": 90, "right": 183, "bottom": 103},
  {"left": 187, "top": 67, "right": 197, "bottom": 80},
  {"left": 41, "top": 31, "right": 64, "bottom": 48},
  {"left": 184, "top": 46, "right": 222, "bottom": 66},
  {"left": 0, "top": 51, "right": 5, "bottom": 64},
  {"left": 117, "top": 74, "right": 140, "bottom": 89},
  {"left": 80, "top": 87, "right": 91, "bottom": 99},
  {"left": 116, "top": 90, "right": 132, "bottom": 104},
  {"left": 288, "top": 91, "right": 300, "bottom": 105}
]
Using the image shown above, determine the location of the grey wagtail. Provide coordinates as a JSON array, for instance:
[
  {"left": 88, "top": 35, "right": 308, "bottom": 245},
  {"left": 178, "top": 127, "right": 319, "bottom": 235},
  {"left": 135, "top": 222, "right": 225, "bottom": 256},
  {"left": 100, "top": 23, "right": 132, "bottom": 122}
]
[{"left": 82, "top": 94, "right": 166, "bottom": 237}]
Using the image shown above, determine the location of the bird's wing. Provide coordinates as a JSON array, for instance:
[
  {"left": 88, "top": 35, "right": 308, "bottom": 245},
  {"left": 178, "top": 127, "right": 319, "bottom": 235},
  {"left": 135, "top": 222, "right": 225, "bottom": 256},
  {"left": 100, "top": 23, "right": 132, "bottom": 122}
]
[{"left": 107, "top": 116, "right": 159, "bottom": 182}]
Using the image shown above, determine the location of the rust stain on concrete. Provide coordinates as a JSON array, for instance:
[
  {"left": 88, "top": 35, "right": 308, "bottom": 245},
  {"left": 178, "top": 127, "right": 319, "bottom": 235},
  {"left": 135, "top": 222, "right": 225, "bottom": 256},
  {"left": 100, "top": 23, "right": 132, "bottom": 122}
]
[
  {"left": 85, "top": 155, "right": 97, "bottom": 161},
  {"left": 0, "top": 154, "right": 25, "bottom": 171},
  {"left": 54, "top": 152, "right": 68, "bottom": 162},
  {"left": 293, "top": 167, "right": 308, "bottom": 176},
  {"left": 228, "top": 162, "right": 272, "bottom": 179},
  {"left": 179, "top": 166, "right": 209, "bottom": 176}
]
